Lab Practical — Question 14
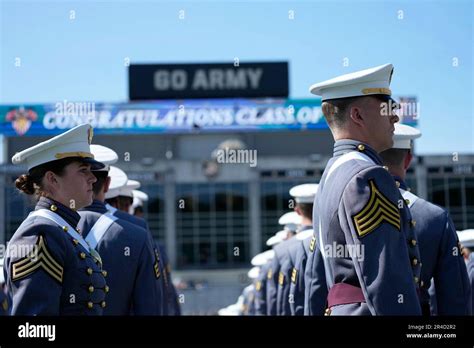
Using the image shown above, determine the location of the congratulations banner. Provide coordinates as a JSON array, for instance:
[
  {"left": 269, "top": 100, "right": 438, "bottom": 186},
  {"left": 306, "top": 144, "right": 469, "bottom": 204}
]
[{"left": 0, "top": 98, "right": 326, "bottom": 137}]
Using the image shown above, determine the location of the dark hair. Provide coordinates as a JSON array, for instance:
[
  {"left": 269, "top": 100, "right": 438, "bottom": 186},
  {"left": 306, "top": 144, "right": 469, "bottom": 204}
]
[
  {"left": 297, "top": 203, "right": 313, "bottom": 220},
  {"left": 118, "top": 196, "right": 133, "bottom": 211},
  {"left": 321, "top": 96, "right": 362, "bottom": 128},
  {"left": 15, "top": 157, "right": 81, "bottom": 197},
  {"left": 134, "top": 205, "right": 144, "bottom": 215},
  {"left": 379, "top": 148, "right": 410, "bottom": 167},
  {"left": 105, "top": 197, "right": 118, "bottom": 207},
  {"left": 92, "top": 171, "right": 109, "bottom": 195}
]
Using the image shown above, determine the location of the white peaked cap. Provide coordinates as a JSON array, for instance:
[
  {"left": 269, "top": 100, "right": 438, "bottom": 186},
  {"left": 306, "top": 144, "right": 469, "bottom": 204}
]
[
  {"left": 90, "top": 144, "right": 118, "bottom": 171},
  {"left": 392, "top": 123, "right": 422, "bottom": 149},
  {"left": 278, "top": 211, "right": 302, "bottom": 226},
  {"left": 133, "top": 189, "right": 149, "bottom": 202},
  {"left": 251, "top": 249, "right": 275, "bottom": 266},
  {"left": 12, "top": 124, "right": 104, "bottom": 171},
  {"left": 289, "top": 183, "right": 319, "bottom": 204},
  {"left": 310, "top": 63, "right": 395, "bottom": 101},
  {"left": 457, "top": 229, "right": 474, "bottom": 248},
  {"left": 118, "top": 180, "right": 141, "bottom": 198},
  {"left": 218, "top": 303, "right": 241, "bottom": 316},
  {"left": 266, "top": 230, "right": 286, "bottom": 246},
  {"left": 131, "top": 190, "right": 148, "bottom": 211},
  {"left": 247, "top": 266, "right": 260, "bottom": 279},
  {"left": 104, "top": 166, "right": 128, "bottom": 199}
]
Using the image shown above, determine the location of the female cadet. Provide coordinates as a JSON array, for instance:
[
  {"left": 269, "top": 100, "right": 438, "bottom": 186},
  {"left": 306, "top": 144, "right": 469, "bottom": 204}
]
[{"left": 3, "top": 124, "right": 109, "bottom": 315}]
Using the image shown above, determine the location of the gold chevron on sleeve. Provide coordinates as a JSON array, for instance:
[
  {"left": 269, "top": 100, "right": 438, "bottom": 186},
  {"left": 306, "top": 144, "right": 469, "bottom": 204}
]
[
  {"left": 352, "top": 180, "right": 401, "bottom": 238},
  {"left": 154, "top": 248, "right": 161, "bottom": 279},
  {"left": 11, "top": 235, "right": 63, "bottom": 284},
  {"left": 291, "top": 268, "right": 298, "bottom": 284}
]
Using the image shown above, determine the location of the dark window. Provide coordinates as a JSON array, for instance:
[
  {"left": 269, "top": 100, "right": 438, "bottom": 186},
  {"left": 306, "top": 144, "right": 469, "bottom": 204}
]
[
  {"left": 428, "top": 178, "right": 446, "bottom": 207},
  {"left": 142, "top": 184, "right": 165, "bottom": 242},
  {"left": 176, "top": 183, "right": 249, "bottom": 269}
]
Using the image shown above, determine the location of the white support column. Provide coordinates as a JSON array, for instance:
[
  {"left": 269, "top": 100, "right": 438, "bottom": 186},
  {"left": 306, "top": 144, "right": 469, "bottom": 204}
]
[
  {"left": 164, "top": 168, "right": 177, "bottom": 268},
  {"left": 416, "top": 159, "right": 428, "bottom": 200},
  {"left": 249, "top": 175, "right": 261, "bottom": 257}
]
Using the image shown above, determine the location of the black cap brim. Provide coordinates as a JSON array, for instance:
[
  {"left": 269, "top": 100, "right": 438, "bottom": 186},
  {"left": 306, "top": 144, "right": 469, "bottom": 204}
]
[{"left": 81, "top": 157, "right": 105, "bottom": 170}]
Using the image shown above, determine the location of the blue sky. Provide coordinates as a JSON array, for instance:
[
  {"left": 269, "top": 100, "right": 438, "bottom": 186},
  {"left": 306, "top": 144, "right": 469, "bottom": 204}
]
[{"left": 0, "top": 0, "right": 472, "bottom": 154}]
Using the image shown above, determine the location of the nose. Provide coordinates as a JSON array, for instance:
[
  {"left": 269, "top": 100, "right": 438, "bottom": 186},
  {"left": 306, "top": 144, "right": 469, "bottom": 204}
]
[
  {"left": 390, "top": 114, "right": 399, "bottom": 124},
  {"left": 88, "top": 171, "right": 97, "bottom": 184}
]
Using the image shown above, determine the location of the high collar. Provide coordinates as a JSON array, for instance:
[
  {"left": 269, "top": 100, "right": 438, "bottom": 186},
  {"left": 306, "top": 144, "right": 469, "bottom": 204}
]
[
  {"left": 297, "top": 225, "right": 313, "bottom": 233},
  {"left": 81, "top": 199, "right": 108, "bottom": 214},
  {"left": 392, "top": 175, "right": 409, "bottom": 191},
  {"left": 35, "top": 196, "right": 81, "bottom": 228},
  {"left": 333, "top": 139, "right": 383, "bottom": 166}
]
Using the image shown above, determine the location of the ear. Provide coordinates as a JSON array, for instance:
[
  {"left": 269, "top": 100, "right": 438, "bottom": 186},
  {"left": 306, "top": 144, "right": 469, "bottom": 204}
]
[
  {"left": 294, "top": 205, "right": 302, "bottom": 216},
  {"left": 44, "top": 171, "right": 58, "bottom": 186},
  {"left": 104, "top": 176, "right": 111, "bottom": 193},
  {"left": 349, "top": 104, "right": 365, "bottom": 128},
  {"left": 404, "top": 150, "right": 413, "bottom": 170}
]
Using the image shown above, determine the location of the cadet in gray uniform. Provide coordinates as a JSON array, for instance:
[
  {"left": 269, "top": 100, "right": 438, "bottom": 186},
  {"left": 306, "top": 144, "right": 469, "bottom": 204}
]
[
  {"left": 131, "top": 190, "right": 181, "bottom": 316},
  {"left": 380, "top": 124, "right": 472, "bottom": 315},
  {"left": 0, "top": 259, "right": 10, "bottom": 315},
  {"left": 277, "top": 184, "right": 319, "bottom": 316},
  {"left": 266, "top": 217, "right": 299, "bottom": 316},
  {"left": 291, "top": 234, "right": 327, "bottom": 316},
  {"left": 157, "top": 242, "right": 182, "bottom": 316},
  {"left": 104, "top": 173, "right": 168, "bottom": 314},
  {"left": 468, "top": 253, "right": 474, "bottom": 314},
  {"left": 4, "top": 124, "right": 108, "bottom": 315},
  {"left": 254, "top": 261, "right": 271, "bottom": 315},
  {"left": 78, "top": 145, "right": 163, "bottom": 315},
  {"left": 241, "top": 284, "right": 256, "bottom": 316},
  {"left": 0, "top": 286, "right": 9, "bottom": 316},
  {"left": 305, "top": 64, "right": 422, "bottom": 315}
]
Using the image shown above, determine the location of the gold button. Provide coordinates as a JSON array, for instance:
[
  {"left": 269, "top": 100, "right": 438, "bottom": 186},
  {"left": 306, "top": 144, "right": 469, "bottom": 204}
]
[
  {"left": 412, "top": 258, "right": 418, "bottom": 266},
  {"left": 414, "top": 276, "right": 419, "bottom": 283},
  {"left": 50, "top": 205, "right": 58, "bottom": 212},
  {"left": 383, "top": 166, "right": 389, "bottom": 171},
  {"left": 395, "top": 181, "right": 400, "bottom": 188},
  {"left": 87, "top": 302, "right": 94, "bottom": 309},
  {"left": 79, "top": 252, "right": 86, "bottom": 259},
  {"left": 407, "top": 187, "right": 412, "bottom": 192},
  {"left": 102, "top": 270, "right": 107, "bottom": 277},
  {"left": 62, "top": 226, "right": 68, "bottom": 232},
  {"left": 88, "top": 285, "right": 94, "bottom": 293},
  {"left": 411, "top": 220, "right": 416, "bottom": 227},
  {"left": 76, "top": 228, "right": 81, "bottom": 234},
  {"left": 101, "top": 301, "right": 106, "bottom": 308},
  {"left": 72, "top": 239, "right": 79, "bottom": 245},
  {"left": 105, "top": 285, "right": 110, "bottom": 293},
  {"left": 357, "top": 144, "right": 365, "bottom": 151},
  {"left": 411, "top": 239, "right": 417, "bottom": 246},
  {"left": 405, "top": 199, "right": 410, "bottom": 205},
  {"left": 324, "top": 308, "right": 331, "bottom": 316},
  {"left": 86, "top": 268, "right": 93, "bottom": 275},
  {"left": 420, "top": 280, "right": 424, "bottom": 287}
]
